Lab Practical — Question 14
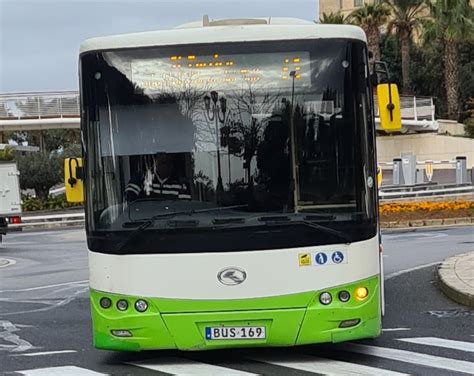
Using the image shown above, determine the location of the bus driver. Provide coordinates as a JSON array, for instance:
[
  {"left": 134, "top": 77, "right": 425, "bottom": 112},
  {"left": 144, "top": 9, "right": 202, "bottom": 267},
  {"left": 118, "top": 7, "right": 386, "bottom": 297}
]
[{"left": 125, "top": 153, "right": 191, "bottom": 202}]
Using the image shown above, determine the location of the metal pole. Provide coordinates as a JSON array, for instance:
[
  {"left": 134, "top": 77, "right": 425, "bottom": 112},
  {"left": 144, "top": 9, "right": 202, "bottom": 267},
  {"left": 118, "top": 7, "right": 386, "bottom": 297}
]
[
  {"left": 289, "top": 71, "right": 299, "bottom": 213},
  {"left": 214, "top": 107, "right": 224, "bottom": 195}
]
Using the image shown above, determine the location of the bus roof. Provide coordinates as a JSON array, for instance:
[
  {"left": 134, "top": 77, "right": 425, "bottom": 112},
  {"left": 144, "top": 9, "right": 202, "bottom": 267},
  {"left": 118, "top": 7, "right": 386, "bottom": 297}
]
[{"left": 80, "top": 17, "right": 366, "bottom": 54}]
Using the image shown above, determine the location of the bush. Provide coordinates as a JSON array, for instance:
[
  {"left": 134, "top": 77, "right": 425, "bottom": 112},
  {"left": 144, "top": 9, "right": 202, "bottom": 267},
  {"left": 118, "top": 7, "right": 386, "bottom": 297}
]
[
  {"left": 0, "top": 146, "right": 15, "bottom": 161},
  {"left": 22, "top": 194, "right": 82, "bottom": 212}
]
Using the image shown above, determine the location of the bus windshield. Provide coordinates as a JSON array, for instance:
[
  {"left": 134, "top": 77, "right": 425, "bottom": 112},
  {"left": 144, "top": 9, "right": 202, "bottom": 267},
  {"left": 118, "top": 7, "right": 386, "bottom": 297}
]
[{"left": 81, "top": 39, "right": 377, "bottom": 254}]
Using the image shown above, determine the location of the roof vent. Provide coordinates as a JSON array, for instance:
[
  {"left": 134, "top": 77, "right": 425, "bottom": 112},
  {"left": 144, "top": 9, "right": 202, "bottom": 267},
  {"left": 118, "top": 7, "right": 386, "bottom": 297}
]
[{"left": 202, "top": 14, "right": 268, "bottom": 27}]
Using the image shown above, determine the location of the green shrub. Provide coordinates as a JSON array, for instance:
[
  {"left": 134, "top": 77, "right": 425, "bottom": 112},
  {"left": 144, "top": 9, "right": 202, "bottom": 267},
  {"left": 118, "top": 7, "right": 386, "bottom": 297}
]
[{"left": 22, "top": 194, "right": 82, "bottom": 212}]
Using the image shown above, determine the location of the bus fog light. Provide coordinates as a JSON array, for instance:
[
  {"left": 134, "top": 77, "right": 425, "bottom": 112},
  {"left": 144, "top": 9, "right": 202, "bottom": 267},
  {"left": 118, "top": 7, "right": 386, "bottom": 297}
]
[
  {"left": 355, "top": 287, "right": 369, "bottom": 301},
  {"left": 111, "top": 330, "right": 132, "bottom": 337},
  {"left": 319, "top": 292, "right": 332, "bottom": 305},
  {"left": 338, "top": 290, "right": 350, "bottom": 302},
  {"left": 339, "top": 319, "right": 360, "bottom": 328},
  {"left": 116, "top": 299, "right": 128, "bottom": 311},
  {"left": 100, "top": 297, "right": 112, "bottom": 309},
  {"left": 135, "top": 299, "right": 148, "bottom": 312}
]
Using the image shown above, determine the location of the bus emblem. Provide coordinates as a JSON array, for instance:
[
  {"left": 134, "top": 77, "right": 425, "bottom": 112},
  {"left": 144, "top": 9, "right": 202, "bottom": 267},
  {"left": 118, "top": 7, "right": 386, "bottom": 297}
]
[{"left": 217, "top": 267, "right": 247, "bottom": 286}]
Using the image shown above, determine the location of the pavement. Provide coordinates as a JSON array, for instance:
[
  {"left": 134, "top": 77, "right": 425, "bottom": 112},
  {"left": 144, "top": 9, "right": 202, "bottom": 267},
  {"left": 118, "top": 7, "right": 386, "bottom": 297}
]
[{"left": 438, "top": 251, "right": 474, "bottom": 308}]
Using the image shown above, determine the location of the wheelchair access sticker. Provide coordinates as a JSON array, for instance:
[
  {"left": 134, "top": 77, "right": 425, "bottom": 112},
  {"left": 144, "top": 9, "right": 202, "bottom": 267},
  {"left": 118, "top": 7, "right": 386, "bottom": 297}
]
[{"left": 299, "top": 250, "right": 347, "bottom": 267}]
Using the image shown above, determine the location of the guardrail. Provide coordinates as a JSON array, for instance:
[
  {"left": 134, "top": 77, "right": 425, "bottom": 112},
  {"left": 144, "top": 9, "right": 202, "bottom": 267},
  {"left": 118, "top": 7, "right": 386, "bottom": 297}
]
[
  {"left": 9, "top": 212, "right": 85, "bottom": 229},
  {"left": 0, "top": 91, "right": 80, "bottom": 119}
]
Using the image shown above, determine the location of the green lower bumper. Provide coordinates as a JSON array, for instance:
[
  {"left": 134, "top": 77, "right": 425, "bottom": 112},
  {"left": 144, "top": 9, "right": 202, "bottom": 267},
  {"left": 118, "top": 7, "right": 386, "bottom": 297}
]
[{"left": 90, "top": 275, "right": 381, "bottom": 351}]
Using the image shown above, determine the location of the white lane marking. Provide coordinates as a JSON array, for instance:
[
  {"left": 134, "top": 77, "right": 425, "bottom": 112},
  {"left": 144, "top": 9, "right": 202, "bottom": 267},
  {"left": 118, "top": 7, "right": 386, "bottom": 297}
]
[
  {"left": 17, "top": 366, "right": 105, "bottom": 375},
  {"left": 0, "top": 280, "right": 88, "bottom": 293},
  {"left": 382, "top": 328, "right": 411, "bottom": 332},
  {"left": 0, "top": 320, "right": 33, "bottom": 352},
  {"left": 1, "top": 286, "right": 89, "bottom": 316},
  {"left": 385, "top": 261, "right": 440, "bottom": 280},
  {"left": 342, "top": 343, "right": 474, "bottom": 375},
  {"left": 13, "top": 350, "right": 77, "bottom": 356},
  {"left": 251, "top": 354, "right": 408, "bottom": 375},
  {"left": 129, "top": 357, "right": 258, "bottom": 375},
  {"left": 0, "top": 258, "right": 17, "bottom": 268},
  {"left": 398, "top": 337, "right": 474, "bottom": 353}
]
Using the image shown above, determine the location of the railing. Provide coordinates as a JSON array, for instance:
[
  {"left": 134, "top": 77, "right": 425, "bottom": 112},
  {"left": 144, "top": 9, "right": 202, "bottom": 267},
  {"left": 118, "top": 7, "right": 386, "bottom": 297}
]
[
  {"left": 374, "top": 95, "right": 435, "bottom": 122},
  {"left": 0, "top": 91, "right": 80, "bottom": 120}
]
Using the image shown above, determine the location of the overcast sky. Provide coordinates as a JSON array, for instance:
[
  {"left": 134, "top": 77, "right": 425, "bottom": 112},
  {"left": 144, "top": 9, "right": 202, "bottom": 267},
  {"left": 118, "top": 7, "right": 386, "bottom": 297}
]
[{"left": 0, "top": 0, "right": 319, "bottom": 93}]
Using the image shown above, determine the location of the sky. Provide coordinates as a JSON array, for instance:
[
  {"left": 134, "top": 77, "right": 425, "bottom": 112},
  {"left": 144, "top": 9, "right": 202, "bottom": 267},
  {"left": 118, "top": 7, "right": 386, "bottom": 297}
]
[{"left": 0, "top": 0, "right": 319, "bottom": 93}]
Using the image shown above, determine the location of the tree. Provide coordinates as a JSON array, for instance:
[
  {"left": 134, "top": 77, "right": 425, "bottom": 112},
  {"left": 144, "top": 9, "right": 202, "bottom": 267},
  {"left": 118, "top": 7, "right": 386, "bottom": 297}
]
[
  {"left": 16, "top": 152, "right": 63, "bottom": 200},
  {"left": 319, "top": 12, "right": 347, "bottom": 24},
  {"left": 386, "top": 0, "right": 427, "bottom": 93},
  {"left": 348, "top": 3, "right": 391, "bottom": 62},
  {"left": 422, "top": 0, "right": 474, "bottom": 120}
]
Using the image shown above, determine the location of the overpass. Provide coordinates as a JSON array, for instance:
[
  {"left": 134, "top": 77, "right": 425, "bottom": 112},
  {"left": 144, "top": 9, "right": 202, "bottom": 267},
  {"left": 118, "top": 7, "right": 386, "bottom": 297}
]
[{"left": 0, "top": 90, "right": 438, "bottom": 134}]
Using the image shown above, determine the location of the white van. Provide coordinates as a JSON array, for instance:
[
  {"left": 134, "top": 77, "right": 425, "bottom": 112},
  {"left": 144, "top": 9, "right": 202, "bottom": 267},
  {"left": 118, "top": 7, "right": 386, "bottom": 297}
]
[{"left": 0, "top": 161, "right": 22, "bottom": 242}]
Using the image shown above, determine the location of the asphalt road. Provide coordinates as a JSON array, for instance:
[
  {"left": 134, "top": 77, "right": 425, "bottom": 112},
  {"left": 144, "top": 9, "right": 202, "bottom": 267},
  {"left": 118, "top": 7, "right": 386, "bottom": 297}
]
[{"left": 0, "top": 226, "right": 473, "bottom": 375}]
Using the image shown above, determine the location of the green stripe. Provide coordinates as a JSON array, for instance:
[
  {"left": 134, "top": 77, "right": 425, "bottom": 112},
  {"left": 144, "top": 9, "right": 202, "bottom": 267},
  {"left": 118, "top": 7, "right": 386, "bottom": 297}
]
[{"left": 90, "top": 274, "right": 381, "bottom": 351}]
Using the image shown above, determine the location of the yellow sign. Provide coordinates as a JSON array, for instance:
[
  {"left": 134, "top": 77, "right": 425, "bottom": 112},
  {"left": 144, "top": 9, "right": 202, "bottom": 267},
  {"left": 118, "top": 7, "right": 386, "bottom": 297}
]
[
  {"left": 299, "top": 253, "right": 312, "bottom": 266},
  {"left": 64, "top": 158, "right": 84, "bottom": 203},
  {"left": 377, "top": 165, "right": 382, "bottom": 188},
  {"left": 425, "top": 162, "right": 434, "bottom": 182},
  {"left": 377, "top": 83, "right": 402, "bottom": 132}
]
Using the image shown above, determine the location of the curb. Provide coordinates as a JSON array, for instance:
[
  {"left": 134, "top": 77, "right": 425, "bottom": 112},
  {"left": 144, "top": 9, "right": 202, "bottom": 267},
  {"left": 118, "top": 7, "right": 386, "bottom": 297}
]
[
  {"left": 380, "top": 217, "right": 474, "bottom": 229},
  {"left": 437, "top": 251, "right": 474, "bottom": 308}
]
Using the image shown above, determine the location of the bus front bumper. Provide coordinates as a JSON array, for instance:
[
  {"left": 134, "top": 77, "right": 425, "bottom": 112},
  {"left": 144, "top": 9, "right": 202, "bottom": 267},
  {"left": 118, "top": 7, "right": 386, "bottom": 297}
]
[{"left": 90, "top": 275, "right": 381, "bottom": 351}]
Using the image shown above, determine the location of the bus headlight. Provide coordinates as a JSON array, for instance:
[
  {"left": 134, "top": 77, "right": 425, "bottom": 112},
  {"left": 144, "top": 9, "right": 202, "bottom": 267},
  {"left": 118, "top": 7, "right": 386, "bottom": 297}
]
[
  {"left": 355, "top": 287, "right": 369, "bottom": 301},
  {"left": 338, "top": 290, "right": 350, "bottom": 302},
  {"left": 116, "top": 299, "right": 129, "bottom": 311},
  {"left": 100, "top": 297, "right": 112, "bottom": 309},
  {"left": 319, "top": 292, "right": 332, "bottom": 305},
  {"left": 135, "top": 299, "right": 148, "bottom": 312}
]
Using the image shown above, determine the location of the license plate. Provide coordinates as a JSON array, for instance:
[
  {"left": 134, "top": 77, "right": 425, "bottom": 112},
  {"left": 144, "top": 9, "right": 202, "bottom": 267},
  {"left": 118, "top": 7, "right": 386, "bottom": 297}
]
[{"left": 205, "top": 326, "right": 266, "bottom": 340}]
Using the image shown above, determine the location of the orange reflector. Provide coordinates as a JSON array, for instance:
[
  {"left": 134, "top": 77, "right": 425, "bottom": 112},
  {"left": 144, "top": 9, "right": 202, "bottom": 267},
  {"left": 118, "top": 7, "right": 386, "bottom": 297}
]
[{"left": 355, "top": 287, "right": 369, "bottom": 301}]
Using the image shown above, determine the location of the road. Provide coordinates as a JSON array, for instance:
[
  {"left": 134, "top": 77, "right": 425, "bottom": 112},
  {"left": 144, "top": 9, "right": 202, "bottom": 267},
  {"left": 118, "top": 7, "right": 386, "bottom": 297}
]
[{"left": 0, "top": 226, "right": 473, "bottom": 375}]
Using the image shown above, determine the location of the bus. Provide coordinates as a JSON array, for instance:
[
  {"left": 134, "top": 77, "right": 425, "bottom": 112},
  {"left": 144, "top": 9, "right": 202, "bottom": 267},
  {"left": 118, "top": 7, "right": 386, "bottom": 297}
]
[{"left": 69, "top": 16, "right": 401, "bottom": 351}]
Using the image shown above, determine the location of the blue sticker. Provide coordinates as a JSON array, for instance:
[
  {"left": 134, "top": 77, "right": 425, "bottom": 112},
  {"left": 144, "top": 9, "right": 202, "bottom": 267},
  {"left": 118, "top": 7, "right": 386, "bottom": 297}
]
[
  {"left": 332, "top": 251, "right": 344, "bottom": 264},
  {"left": 315, "top": 252, "right": 328, "bottom": 265},
  {"left": 205, "top": 327, "right": 211, "bottom": 339}
]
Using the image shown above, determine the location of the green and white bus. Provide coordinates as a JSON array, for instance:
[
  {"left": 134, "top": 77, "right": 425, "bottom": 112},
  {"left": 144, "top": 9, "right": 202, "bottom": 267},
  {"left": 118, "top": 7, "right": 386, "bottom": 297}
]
[{"left": 74, "top": 16, "right": 395, "bottom": 351}]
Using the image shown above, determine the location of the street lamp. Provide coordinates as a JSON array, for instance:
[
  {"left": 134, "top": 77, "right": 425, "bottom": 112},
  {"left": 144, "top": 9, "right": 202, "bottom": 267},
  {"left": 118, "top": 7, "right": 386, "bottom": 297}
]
[
  {"left": 204, "top": 91, "right": 227, "bottom": 199},
  {"left": 289, "top": 71, "right": 299, "bottom": 212}
]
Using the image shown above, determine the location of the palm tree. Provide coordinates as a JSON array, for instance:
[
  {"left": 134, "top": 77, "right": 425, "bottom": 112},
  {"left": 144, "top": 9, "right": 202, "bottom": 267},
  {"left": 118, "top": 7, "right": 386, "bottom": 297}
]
[
  {"left": 386, "top": 0, "right": 427, "bottom": 93},
  {"left": 348, "top": 3, "right": 391, "bottom": 62},
  {"left": 423, "top": 0, "right": 474, "bottom": 120},
  {"left": 319, "top": 12, "right": 347, "bottom": 24}
]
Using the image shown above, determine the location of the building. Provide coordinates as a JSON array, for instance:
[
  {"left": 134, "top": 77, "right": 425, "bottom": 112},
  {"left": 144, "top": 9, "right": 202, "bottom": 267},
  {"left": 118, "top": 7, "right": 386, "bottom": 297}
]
[
  {"left": 319, "top": 0, "right": 382, "bottom": 17},
  {"left": 319, "top": 0, "right": 474, "bottom": 18}
]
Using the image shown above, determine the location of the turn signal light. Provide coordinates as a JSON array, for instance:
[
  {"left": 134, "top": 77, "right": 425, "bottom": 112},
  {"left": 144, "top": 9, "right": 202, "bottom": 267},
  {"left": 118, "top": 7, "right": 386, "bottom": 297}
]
[{"left": 355, "top": 287, "right": 369, "bottom": 301}]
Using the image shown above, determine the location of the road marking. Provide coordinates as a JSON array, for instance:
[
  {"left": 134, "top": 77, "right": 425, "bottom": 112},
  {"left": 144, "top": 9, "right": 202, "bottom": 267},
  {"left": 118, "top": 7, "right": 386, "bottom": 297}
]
[
  {"left": 17, "top": 366, "right": 105, "bottom": 375},
  {"left": 250, "top": 354, "right": 408, "bottom": 375},
  {"left": 382, "top": 328, "right": 411, "bottom": 332},
  {"left": 398, "top": 337, "right": 474, "bottom": 353},
  {"left": 129, "top": 357, "right": 258, "bottom": 375},
  {"left": 0, "top": 280, "right": 88, "bottom": 293},
  {"left": 0, "top": 320, "right": 33, "bottom": 352},
  {"left": 13, "top": 350, "right": 77, "bottom": 356},
  {"left": 0, "top": 258, "right": 16, "bottom": 268},
  {"left": 385, "top": 261, "right": 440, "bottom": 280},
  {"left": 342, "top": 343, "right": 474, "bottom": 375}
]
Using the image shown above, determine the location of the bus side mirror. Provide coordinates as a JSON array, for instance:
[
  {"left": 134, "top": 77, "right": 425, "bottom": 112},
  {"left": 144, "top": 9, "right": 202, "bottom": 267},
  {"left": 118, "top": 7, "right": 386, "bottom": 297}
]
[
  {"left": 377, "top": 83, "right": 402, "bottom": 132},
  {"left": 65, "top": 157, "right": 84, "bottom": 203}
]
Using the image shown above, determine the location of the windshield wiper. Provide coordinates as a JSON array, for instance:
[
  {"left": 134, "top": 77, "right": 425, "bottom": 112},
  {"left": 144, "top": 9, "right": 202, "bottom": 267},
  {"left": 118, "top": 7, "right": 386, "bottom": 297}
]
[
  {"left": 116, "top": 204, "right": 248, "bottom": 252},
  {"left": 258, "top": 215, "right": 351, "bottom": 244}
]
